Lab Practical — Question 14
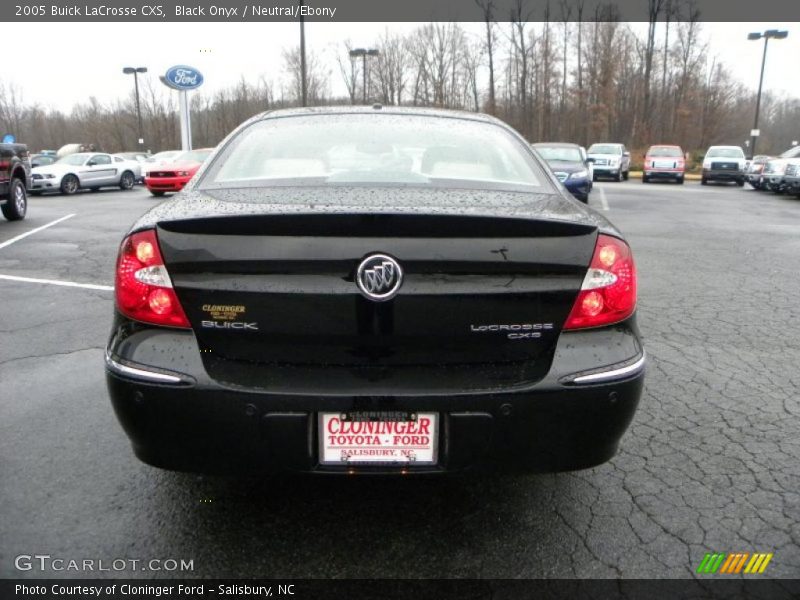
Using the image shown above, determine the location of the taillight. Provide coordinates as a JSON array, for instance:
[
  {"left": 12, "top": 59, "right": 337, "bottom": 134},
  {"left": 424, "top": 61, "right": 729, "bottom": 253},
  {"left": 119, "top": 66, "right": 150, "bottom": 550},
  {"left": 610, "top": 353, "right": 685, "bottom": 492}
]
[
  {"left": 114, "top": 229, "right": 190, "bottom": 328},
  {"left": 564, "top": 234, "right": 637, "bottom": 330}
]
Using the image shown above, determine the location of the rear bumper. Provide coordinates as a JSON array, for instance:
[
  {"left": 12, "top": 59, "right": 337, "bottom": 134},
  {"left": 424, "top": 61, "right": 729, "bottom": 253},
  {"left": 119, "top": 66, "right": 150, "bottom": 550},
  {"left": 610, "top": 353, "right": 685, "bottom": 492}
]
[
  {"left": 105, "top": 319, "right": 645, "bottom": 475},
  {"left": 145, "top": 176, "right": 191, "bottom": 193}
]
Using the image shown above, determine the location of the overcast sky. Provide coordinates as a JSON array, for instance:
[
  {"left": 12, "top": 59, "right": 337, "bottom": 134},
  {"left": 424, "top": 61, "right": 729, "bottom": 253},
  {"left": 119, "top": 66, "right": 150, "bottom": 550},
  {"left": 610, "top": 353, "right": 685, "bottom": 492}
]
[{"left": 4, "top": 22, "right": 798, "bottom": 112}]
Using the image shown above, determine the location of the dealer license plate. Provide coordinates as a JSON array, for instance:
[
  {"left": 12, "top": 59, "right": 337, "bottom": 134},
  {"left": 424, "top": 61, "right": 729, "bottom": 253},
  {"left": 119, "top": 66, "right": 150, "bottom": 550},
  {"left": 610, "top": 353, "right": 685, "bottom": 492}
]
[
  {"left": 654, "top": 160, "right": 675, "bottom": 169},
  {"left": 318, "top": 412, "right": 438, "bottom": 465}
]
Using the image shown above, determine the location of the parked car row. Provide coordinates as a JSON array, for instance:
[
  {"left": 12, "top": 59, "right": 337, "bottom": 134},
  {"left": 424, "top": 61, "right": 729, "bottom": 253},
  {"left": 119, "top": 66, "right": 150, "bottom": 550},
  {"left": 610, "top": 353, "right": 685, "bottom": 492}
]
[
  {"left": 25, "top": 144, "right": 215, "bottom": 197},
  {"left": 534, "top": 139, "right": 792, "bottom": 198},
  {"left": 746, "top": 146, "right": 800, "bottom": 196}
]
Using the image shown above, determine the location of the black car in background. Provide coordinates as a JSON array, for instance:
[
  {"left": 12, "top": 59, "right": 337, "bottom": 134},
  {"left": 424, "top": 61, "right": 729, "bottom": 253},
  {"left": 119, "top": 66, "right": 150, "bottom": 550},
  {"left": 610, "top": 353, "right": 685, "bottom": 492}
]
[
  {"left": 531, "top": 142, "right": 593, "bottom": 203},
  {"left": 106, "top": 107, "right": 644, "bottom": 476}
]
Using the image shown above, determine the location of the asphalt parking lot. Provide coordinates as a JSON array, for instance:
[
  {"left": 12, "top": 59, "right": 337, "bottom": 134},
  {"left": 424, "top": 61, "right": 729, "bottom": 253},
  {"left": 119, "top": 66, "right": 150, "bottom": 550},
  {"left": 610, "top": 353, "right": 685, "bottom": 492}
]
[{"left": 1, "top": 182, "right": 798, "bottom": 579}]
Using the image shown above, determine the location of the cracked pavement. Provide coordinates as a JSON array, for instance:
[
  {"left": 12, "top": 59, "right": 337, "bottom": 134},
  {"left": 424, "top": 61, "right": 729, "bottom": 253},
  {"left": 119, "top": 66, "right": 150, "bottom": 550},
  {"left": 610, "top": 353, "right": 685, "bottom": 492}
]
[{"left": 0, "top": 183, "right": 798, "bottom": 579}]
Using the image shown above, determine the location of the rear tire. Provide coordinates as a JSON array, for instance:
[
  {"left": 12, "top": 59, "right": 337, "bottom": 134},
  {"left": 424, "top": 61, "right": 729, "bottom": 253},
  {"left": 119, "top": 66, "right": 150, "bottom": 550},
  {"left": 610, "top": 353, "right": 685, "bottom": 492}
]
[
  {"left": 642, "top": 175, "right": 649, "bottom": 184},
  {"left": 150, "top": 191, "right": 166, "bottom": 197},
  {"left": 736, "top": 179, "right": 745, "bottom": 187},
  {"left": 61, "top": 174, "right": 79, "bottom": 195},
  {"left": 677, "top": 176, "right": 684, "bottom": 185},
  {"left": 1, "top": 178, "right": 27, "bottom": 221},
  {"left": 614, "top": 171, "right": 622, "bottom": 182},
  {"left": 701, "top": 178, "right": 708, "bottom": 186},
  {"left": 623, "top": 170, "right": 629, "bottom": 181}
]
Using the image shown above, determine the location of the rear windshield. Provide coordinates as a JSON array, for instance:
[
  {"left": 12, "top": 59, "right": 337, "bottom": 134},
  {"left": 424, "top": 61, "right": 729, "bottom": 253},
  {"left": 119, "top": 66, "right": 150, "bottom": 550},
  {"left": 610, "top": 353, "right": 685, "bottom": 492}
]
[
  {"left": 535, "top": 146, "right": 583, "bottom": 162},
  {"left": 706, "top": 148, "right": 744, "bottom": 158},
  {"left": 200, "top": 113, "right": 549, "bottom": 192},
  {"left": 647, "top": 146, "right": 683, "bottom": 157},
  {"left": 588, "top": 144, "right": 620, "bottom": 155}
]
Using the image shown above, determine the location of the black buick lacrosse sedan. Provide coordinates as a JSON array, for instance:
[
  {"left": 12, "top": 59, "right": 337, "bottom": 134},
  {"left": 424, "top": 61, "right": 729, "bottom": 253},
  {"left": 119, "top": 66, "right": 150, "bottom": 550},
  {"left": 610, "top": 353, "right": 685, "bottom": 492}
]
[{"left": 106, "top": 107, "right": 645, "bottom": 475}]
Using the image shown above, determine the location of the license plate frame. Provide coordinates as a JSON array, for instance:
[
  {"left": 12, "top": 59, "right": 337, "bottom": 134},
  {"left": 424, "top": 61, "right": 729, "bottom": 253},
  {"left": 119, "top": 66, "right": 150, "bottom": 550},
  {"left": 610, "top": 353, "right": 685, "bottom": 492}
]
[{"left": 318, "top": 412, "right": 439, "bottom": 466}]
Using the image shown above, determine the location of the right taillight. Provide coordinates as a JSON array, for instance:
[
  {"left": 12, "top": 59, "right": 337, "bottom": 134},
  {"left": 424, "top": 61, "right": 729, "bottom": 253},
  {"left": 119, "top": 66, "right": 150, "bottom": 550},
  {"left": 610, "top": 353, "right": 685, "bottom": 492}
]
[
  {"left": 564, "top": 234, "right": 637, "bottom": 330},
  {"left": 114, "top": 229, "right": 190, "bottom": 328}
]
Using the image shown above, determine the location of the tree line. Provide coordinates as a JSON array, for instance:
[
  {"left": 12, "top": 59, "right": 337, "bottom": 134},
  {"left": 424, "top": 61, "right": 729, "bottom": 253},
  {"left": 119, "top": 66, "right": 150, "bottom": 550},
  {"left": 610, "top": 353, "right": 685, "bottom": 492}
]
[{"left": 1, "top": 1, "right": 798, "bottom": 158}]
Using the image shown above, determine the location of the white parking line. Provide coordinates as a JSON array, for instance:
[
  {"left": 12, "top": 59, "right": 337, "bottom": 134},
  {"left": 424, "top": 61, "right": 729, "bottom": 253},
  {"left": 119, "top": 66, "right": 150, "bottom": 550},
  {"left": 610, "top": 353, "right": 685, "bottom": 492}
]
[
  {"left": 0, "top": 214, "right": 76, "bottom": 250},
  {"left": 0, "top": 273, "right": 113, "bottom": 291},
  {"left": 598, "top": 187, "right": 609, "bottom": 211}
]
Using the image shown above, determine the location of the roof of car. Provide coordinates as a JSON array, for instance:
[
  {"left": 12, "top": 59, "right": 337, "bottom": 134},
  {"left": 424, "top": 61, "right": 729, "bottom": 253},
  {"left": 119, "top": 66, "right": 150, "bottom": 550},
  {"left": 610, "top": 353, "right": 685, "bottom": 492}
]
[
  {"left": 254, "top": 105, "right": 507, "bottom": 126},
  {"left": 647, "top": 144, "right": 682, "bottom": 148}
]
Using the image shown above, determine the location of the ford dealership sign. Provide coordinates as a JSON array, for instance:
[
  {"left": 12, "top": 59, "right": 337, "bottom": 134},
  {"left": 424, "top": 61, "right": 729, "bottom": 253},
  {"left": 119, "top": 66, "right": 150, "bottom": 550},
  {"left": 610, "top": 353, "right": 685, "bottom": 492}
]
[{"left": 163, "top": 65, "right": 204, "bottom": 91}]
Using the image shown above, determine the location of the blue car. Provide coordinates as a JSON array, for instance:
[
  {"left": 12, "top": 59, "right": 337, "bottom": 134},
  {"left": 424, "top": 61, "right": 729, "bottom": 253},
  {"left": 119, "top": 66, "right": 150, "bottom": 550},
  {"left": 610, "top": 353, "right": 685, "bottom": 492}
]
[{"left": 532, "top": 142, "right": 593, "bottom": 203}]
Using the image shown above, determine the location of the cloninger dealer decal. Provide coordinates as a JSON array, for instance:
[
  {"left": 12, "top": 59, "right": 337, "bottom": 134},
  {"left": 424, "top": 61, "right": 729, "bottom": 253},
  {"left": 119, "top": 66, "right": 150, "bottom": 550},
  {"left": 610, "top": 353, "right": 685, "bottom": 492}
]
[{"left": 200, "top": 304, "right": 258, "bottom": 330}]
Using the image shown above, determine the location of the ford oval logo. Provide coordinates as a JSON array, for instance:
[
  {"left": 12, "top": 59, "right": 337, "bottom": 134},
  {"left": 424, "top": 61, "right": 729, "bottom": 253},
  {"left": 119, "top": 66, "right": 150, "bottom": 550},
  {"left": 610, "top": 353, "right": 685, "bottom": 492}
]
[
  {"left": 164, "top": 65, "right": 204, "bottom": 90},
  {"left": 356, "top": 254, "right": 403, "bottom": 302}
]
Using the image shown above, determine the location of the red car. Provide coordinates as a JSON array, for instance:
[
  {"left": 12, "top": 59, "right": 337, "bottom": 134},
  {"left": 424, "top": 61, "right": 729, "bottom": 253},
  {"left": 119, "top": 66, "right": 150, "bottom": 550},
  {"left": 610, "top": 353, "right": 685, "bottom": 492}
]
[
  {"left": 642, "top": 145, "right": 686, "bottom": 184},
  {"left": 145, "top": 148, "right": 213, "bottom": 196}
]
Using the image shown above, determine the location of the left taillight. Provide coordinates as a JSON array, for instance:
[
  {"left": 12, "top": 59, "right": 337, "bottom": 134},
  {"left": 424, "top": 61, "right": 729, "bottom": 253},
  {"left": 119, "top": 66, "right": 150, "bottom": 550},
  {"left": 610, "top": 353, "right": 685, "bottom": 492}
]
[
  {"left": 564, "top": 234, "right": 637, "bottom": 330},
  {"left": 114, "top": 229, "right": 190, "bottom": 328}
]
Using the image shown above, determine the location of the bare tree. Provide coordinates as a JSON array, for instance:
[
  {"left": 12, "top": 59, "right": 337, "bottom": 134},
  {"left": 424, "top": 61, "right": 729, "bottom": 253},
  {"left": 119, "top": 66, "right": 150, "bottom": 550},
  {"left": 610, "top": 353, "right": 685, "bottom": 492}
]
[
  {"left": 282, "top": 46, "right": 330, "bottom": 106},
  {"left": 337, "top": 40, "right": 359, "bottom": 104}
]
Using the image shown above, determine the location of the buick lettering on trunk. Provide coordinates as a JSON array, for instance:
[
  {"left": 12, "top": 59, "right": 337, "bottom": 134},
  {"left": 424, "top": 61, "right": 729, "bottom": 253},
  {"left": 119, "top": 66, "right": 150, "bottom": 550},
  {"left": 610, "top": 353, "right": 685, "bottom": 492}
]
[{"left": 105, "top": 107, "right": 645, "bottom": 476}]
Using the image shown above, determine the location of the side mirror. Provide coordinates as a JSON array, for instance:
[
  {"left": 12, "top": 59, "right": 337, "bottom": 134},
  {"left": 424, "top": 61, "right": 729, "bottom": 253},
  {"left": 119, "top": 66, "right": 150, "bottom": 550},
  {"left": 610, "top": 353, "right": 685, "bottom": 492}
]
[
  {"left": 586, "top": 157, "right": 596, "bottom": 163},
  {"left": 87, "top": 160, "right": 96, "bottom": 166},
  {"left": 623, "top": 151, "right": 630, "bottom": 157}
]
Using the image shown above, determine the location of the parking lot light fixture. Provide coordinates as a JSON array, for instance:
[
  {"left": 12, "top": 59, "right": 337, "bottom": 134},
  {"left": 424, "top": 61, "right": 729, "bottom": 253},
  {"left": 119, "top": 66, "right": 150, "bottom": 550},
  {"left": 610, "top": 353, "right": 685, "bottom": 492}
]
[
  {"left": 349, "top": 47, "right": 380, "bottom": 104},
  {"left": 122, "top": 67, "right": 148, "bottom": 147},
  {"left": 748, "top": 30, "right": 788, "bottom": 158}
]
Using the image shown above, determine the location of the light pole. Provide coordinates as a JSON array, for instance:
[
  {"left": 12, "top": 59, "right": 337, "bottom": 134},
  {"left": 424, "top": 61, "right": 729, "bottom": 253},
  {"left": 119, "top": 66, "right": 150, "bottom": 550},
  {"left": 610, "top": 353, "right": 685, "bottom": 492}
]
[
  {"left": 747, "top": 30, "right": 787, "bottom": 158},
  {"left": 349, "top": 48, "right": 379, "bottom": 104},
  {"left": 299, "top": 7, "right": 307, "bottom": 107},
  {"left": 123, "top": 67, "right": 148, "bottom": 148}
]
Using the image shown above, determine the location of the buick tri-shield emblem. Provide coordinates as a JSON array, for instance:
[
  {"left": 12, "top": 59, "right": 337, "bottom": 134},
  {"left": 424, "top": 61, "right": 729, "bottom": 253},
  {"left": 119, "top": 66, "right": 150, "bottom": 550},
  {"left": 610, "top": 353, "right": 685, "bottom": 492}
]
[{"left": 356, "top": 254, "right": 404, "bottom": 301}]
